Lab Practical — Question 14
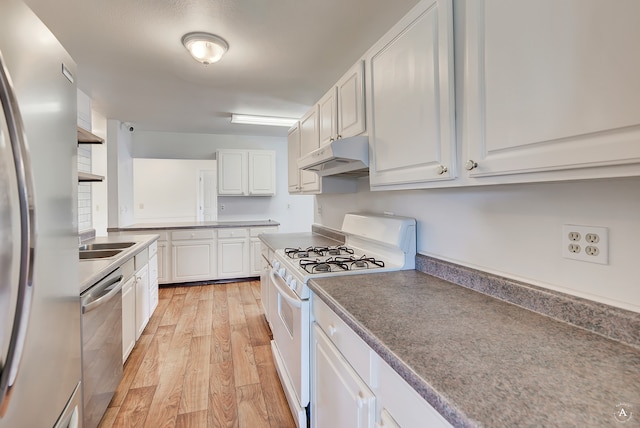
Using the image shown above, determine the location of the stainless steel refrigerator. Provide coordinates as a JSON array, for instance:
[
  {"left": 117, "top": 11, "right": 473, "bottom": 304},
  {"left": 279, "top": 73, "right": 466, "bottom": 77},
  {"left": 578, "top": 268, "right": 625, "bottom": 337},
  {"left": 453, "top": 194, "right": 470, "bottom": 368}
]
[{"left": 0, "top": 0, "right": 83, "bottom": 427}]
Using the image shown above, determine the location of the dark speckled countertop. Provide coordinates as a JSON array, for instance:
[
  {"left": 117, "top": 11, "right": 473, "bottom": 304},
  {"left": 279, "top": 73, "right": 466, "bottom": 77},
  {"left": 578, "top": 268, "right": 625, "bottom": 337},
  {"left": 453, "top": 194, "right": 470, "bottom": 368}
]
[{"left": 309, "top": 270, "right": 640, "bottom": 428}]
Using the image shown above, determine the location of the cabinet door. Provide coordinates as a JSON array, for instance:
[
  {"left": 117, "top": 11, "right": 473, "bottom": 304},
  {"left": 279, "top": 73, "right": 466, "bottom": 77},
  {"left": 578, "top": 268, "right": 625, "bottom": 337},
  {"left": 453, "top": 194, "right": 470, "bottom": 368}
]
[
  {"left": 218, "top": 149, "right": 247, "bottom": 195},
  {"left": 171, "top": 240, "right": 216, "bottom": 282},
  {"left": 217, "top": 238, "right": 249, "bottom": 278},
  {"left": 312, "top": 323, "right": 376, "bottom": 428},
  {"left": 464, "top": 0, "right": 640, "bottom": 180},
  {"left": 248, "top": 150, "right": 276, "bottom": 195},
  {"left": 367, "top": 0, "right": 456, "bottom": 188},
  {"left": 318, "top": 87, "right": 337, "bottom": 146},
  {"left": 337, "top": 61, "right": 365, "bottom": 139},
  {"left": 288, "top": 122, "right": 302, "bottom": 193},
  {"left": 157, "top": 240, "right": 169, "bottom": 284},
  {"left": 121, "top": 276, "right": 136, "bottom": 363},
  {"left": 135, "top": 265, "right": 150, "bottom": 340},
  {"left": 299, "top": 107, "right": 320, "bottom": 192},
  {"left": 250, "top": 237, "right": 263, "bottom": 276},
  {"left": 148, "top": 254, "right": 158, "bottom": 315}
]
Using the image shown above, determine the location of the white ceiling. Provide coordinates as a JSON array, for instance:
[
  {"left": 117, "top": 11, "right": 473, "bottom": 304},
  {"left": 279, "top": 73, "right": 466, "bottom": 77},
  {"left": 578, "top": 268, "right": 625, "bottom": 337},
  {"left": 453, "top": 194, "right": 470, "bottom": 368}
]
[{"left": 23, "top": 0, "right": 421, "bottom": 137}]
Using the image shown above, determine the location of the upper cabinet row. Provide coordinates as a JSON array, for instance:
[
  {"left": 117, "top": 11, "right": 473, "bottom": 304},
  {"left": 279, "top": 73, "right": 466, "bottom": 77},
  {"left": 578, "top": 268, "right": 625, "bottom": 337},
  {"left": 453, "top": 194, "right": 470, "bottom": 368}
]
[
  {"left": 289, "top": 0, "right": 640, "bottom": 193},
  {"left": 217, "top": 149, "right": 276, "bottom": 196}
]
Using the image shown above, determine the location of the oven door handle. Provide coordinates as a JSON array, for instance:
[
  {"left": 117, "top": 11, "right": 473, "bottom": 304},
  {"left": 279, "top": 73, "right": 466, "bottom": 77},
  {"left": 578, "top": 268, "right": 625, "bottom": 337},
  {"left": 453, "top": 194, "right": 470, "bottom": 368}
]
[{"left": 270, "top": 270, "right": 303, "bottom": 309}]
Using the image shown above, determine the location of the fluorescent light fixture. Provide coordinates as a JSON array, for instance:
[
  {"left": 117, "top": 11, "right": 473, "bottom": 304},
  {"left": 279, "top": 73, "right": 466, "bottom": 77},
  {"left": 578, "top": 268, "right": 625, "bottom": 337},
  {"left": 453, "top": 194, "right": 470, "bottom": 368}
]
[
  {"left": 182, "top": 32, "right": 228, "bottom": 64},
  {"left": 231, "top": 114, "right": 298, "bottom": 127}
]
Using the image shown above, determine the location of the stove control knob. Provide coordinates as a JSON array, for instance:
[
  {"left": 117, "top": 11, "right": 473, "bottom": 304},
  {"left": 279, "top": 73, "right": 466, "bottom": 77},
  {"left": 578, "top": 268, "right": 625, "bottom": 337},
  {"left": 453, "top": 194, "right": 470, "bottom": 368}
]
[
  {"left": 272, "top": 260, "right": 280, "bottom": 270},
  {"left": 289, "top": 279, "right": 298, "bottom": 290},
  {"left": 278, "top": 267, "right": 286, "bottom": 278},
  {"left": 285, "top": 274, "right": 293, "bottom": 285}
]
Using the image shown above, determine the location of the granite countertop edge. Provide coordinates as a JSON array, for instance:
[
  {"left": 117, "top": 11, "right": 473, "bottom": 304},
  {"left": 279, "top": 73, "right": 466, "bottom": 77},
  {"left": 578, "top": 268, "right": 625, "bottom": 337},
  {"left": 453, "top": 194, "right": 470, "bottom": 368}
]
[
  {"left": 107, "top": 219, "right": 280, "bottom": 232},
  {"left": 79, "top": 234, "right": 159, "bottom": 293},
  {"left": 308, "top": 281, "right": 478, "bottom": 428}
]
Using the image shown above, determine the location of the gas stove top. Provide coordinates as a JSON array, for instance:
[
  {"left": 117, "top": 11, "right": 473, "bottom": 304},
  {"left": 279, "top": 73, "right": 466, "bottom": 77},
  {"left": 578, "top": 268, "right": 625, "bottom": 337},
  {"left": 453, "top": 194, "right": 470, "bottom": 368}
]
[{"left": 271, "top": 214, "right": 417, "bottom": 299}]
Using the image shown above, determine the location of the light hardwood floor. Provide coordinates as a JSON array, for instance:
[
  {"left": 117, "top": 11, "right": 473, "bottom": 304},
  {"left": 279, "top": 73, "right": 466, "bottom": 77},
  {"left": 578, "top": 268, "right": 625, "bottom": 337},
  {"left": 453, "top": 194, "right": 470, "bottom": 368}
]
[{"left": 98, "top": 280, "right": 296, "bottom": 428}]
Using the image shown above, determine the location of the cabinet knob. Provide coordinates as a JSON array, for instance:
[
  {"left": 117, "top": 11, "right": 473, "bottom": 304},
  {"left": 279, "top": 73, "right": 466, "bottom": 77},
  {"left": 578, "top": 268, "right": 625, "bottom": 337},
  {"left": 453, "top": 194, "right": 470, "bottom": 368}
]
[
  {"left": 337, "top": 134, "right": 342, "bottom": 139},
  {"left": 436, "top": 165, "right": 448, "bottom": 175},
  {"left": 465, "top": 160, "right": 478, "bottom": 171},
  {"left": 329, "top": 137, "right": 334, "bottom": 142},
  {"left": 328, "top": 325, "right": 337, "bottom": 337}
]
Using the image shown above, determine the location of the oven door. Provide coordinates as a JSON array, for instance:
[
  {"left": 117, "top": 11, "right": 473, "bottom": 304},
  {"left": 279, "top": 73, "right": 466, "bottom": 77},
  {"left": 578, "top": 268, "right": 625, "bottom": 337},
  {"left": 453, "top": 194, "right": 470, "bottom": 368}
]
[{"left": 269, "top": 269, "right": 309, "bottom": 427}]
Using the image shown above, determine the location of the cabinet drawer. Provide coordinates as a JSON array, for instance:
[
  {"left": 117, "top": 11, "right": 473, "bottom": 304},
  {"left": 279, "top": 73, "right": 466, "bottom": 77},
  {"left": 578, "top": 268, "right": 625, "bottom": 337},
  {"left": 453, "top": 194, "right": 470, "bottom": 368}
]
[
  {"left": 148, "top": 240, "right": 158, "bottom": 257},
  {"left": 134, "top": 247, "right": 149, "bottom": 271},
  {"left": 218, "top": 228, "right": 247, "bottom": 239},
  {"left": 313, "top": 295, "right": 372, "bottom": 385},
  {"left": 121, "top": 258, "right": 135, "bottom": 281},
  {"left": 153, "top": 231, "right": 168, "bottom": 241},
  {"left": 171, "top": 229, "right": 215, "bottom": 240},
  {"left": 250, "top": 226, "right": 278, "bottom": 237}
]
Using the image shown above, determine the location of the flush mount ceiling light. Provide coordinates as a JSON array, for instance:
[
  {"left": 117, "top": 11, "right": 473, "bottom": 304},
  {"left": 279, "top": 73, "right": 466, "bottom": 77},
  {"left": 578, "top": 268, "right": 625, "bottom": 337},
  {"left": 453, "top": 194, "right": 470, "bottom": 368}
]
[
  {"left": 182, "top": 32, "right": 228, "bottom": 64},
  {"left": 231, "top": 114, "right": 298, "bottom": 127}
]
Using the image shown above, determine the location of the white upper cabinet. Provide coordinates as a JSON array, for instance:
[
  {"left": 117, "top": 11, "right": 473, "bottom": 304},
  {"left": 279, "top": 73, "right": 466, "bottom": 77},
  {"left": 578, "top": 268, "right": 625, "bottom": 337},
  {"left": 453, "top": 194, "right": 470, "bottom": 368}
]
[
  {"left": 464, "top": 0, "right": 640, "bottom": 182},
  {"left": 318, "top": 87, "right": 338, "bottom": 147},
  {"left": 336, "top": 61, "right": 365, "bottom": 140},
  {"left": 217, "top": 149, "right": 276, "bottom": 196},
  {"left": 248, "top": 151, "right": 276, "bottom": 195},
  {"left": 288, "top": 122, "right": 302, "bottom": 193},
  {"left": 366, "top": 0, "right": 456, "bottom": 190},
  {"left": 218, "top": 149, "right": 247, "bottom": 195},
  {"left": 318, "top": 61, "right": 366, "bottom": 147},
  {"left": 299, "top": 107, "right": 321, "bottom": 193}
]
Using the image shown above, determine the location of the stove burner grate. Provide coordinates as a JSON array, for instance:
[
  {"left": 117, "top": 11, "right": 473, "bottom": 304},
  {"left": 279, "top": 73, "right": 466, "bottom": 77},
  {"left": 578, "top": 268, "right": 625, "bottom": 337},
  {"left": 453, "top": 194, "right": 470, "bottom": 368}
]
[{"left": 299, "top": 258, "right": 349, "bottom": 274}]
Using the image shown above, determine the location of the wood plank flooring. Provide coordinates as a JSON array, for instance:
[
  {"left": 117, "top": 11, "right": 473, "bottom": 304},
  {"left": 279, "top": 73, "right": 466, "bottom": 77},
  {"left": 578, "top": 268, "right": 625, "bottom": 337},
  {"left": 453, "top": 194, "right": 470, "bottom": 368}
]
[{"left": 99, "top": 280, "right": 296, "bottom": 428}]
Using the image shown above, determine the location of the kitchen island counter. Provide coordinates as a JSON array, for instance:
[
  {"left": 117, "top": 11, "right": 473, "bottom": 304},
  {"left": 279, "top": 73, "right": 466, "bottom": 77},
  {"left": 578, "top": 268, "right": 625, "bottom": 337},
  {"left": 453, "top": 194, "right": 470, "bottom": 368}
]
[{"left": 309, "top": 269, "right": 640, "bottom": 427}]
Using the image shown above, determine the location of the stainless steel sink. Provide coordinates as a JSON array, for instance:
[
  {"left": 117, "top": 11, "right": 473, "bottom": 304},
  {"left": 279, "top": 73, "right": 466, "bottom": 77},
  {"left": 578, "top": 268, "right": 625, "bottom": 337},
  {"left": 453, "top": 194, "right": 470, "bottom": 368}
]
[
  {"left": 78, "top": 242, "right": 135, "bottom": 251},
  {"left": 79, "top": 249, "right": 123, "bottom": 259}
]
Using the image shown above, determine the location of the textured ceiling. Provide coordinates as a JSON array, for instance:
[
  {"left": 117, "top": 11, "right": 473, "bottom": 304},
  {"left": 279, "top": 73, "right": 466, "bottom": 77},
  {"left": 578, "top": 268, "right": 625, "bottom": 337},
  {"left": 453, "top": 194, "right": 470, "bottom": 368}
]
[{"left": 23, "top": 0, "right": 421, "bottom": 137}]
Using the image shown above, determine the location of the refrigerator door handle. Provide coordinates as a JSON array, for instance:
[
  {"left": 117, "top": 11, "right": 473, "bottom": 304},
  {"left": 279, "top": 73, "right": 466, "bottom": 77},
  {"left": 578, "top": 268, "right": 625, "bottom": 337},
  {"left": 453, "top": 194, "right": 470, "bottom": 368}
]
[{"left": 0, "top": 50, "right": 37, "bottom": 417}]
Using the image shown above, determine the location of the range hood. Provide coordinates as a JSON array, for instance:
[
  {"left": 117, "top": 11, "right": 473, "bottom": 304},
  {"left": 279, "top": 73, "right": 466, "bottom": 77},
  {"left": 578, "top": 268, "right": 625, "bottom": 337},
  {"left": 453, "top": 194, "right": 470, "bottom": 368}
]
[{"left": 297, "top": 135, "right": 369, "bottom": 177}]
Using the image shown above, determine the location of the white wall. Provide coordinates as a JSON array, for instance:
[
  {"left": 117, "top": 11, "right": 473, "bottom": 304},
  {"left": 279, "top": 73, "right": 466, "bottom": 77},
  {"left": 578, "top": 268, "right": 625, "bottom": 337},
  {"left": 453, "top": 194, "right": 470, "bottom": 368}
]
[
  {"left": 316, "top": 175, "right": 640, "bottom": 313},
  {"left": 107, "top": 120, "right": 134, "bottom": 228},
  {"left": 132, "top": 131, "right": 314, "bottom": 233},
  {"left": 91, "top": 110, "right": 108, "bottom": 236},
  {"left": 133, "top": 158, "right": 217, "bottom": 223}
]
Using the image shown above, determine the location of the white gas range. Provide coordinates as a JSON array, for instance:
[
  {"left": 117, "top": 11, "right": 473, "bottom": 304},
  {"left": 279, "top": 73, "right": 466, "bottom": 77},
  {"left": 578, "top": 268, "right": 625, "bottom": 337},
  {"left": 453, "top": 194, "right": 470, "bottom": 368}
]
[{"left": 269, "top": 213, "right": 416, "bottom": 427}]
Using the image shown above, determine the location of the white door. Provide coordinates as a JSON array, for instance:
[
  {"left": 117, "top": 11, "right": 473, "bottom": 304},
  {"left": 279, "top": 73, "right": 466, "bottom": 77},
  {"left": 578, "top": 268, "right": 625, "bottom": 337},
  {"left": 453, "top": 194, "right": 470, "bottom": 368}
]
[
  {"left": 288, "top": 122, "right": 301, "bottom": 193},
  {"left": 218, "top": 150, "right": 247, "bottom": 195},
  {"left": 299, "top": 107, "right": 320, "bottom": 192},
  {"left": 337, "top": 61, "right": 365, "bottom": 139},
  {"left": 248, "top": 151, "right": 276, "bottom": 196},
  {"left": 198, "top": 169, "right": 217, "bottom": 221},
  {"left": 318, "top": 87, "right": 337, "bottom": 146},
  {"left": 312, "top": 323, "right": 376, "bottom": 428}
]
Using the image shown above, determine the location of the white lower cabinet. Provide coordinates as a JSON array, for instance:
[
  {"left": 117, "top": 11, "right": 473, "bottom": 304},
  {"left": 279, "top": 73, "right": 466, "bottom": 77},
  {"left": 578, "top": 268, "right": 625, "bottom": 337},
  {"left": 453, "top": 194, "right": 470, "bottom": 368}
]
[
  {"left": 135, "top": 264, "right": 149, "bottom": 340},
  {"left": 312, "top": 323, "right": 376, "bottom": 428},
  {"left": 311, "top": 295, "right": 452, "bottom": 428},
  {"left": 148, "top": 252, "right": 158, "bottom": 314},
  {"left": 217, "top": 228, "right": 249, "bottom": 279},
  {"left": 121, "top": 274, "right": 136, "bottom": 363},
  {"left": 171, "top": 229, "right": 216, "bottom": 282},
  {"left": 156, "top": 239, "right": 169, "bottom": 284}
]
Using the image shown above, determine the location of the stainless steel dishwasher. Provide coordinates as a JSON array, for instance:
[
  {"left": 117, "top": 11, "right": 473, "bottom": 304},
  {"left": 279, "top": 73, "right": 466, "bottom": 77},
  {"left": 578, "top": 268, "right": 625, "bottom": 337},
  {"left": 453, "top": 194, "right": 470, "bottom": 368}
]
[{"left": 80, "top": 267, "right": 124, "bottom": 428}]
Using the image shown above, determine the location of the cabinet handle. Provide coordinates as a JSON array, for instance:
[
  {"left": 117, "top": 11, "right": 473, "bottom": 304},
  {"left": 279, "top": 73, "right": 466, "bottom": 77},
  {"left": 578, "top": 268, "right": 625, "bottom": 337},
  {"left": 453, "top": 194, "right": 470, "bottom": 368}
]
[
  {"left": 465, "top": 160, "right": 478, "bottom": 171},
  {"left": 329, "top": 137, "right": 334, "bottom": 142},
  {"left": 436, "top": 165, "right": 448, "bottom": 175},
  {"left": 328, "top": 324, "right": 337, "bottom": 337},
  {"left": 356, "top": 391, "right": 365, "bottom": 409},
  {"left": 337, "top": 134, "right": 342, "bottom": 139}
]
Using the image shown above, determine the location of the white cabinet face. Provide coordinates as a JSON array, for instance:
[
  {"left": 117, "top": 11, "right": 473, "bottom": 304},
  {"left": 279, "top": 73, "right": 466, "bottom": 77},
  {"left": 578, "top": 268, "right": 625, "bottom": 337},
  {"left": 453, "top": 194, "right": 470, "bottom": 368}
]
[
  {"left": 148, "top": 254, "right": 159, "bottom": 314},
  {"left": 121, "top": 276, "right": 136, "bottom": 363},
  {"left": 157, "top": 241, "right": 169, "bottom": 284},
  {"left": 248, "top": 151, "right": 276, "bottom": 195},
  {"left": 318, "top": 87, "right": 337, "bottom": 146},
  {"left": 288, "top": 123, "right": 301, "bottom": 193},
  {"left": 299, "top": 107, "right": 320, "bottom": 192},
  {"left": 135, "top": 264, "right": 150, "bottom": 340},
  {"left": 367, "top": 0, "right": 456, "bottom": 188},
  {"left": 217, "top": 238, "right": 249, "bottom": 278},
  {"left": 464, "top": 0, "right": 640, "bottom": 179},
  {"left": 171, "top": 240, "right": 216, "bottom": 282},
  {"left": 312, "top": 323, "right": 376, "bottom": 428},
  {"left": 337, "top": 61, "right": 365, "bottom": 139},
  {"left": 218, "top": 150, "right": 247, "bottom": 195}
]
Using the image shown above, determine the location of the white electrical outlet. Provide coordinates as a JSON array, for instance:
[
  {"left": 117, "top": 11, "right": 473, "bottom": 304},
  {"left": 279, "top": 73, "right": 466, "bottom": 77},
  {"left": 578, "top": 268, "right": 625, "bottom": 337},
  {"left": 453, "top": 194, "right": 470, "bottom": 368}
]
[{"left": 562, "top": 224, "right": 608, "bottom": 264}]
